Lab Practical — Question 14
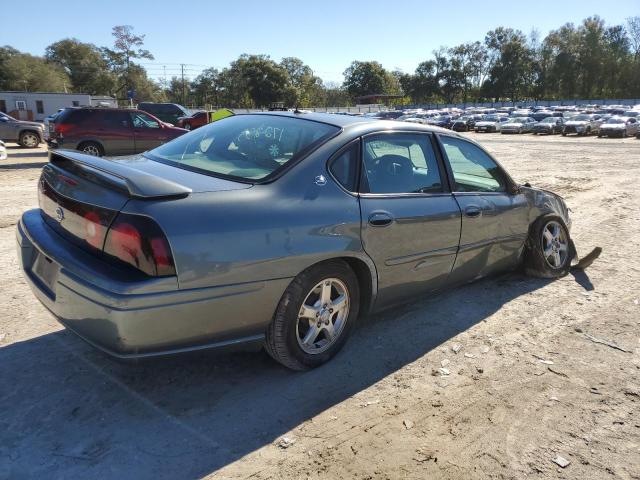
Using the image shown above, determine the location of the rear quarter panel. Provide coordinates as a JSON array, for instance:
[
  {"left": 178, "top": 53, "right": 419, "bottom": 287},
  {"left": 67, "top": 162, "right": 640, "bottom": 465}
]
[{"left": 122, "top": 142, "right": 372, "bottom": 291}]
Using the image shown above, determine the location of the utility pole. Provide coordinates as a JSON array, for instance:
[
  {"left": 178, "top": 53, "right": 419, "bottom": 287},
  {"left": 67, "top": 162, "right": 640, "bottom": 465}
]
[{"left": 181, "top": 64, "right": 186, "bottom": 105}]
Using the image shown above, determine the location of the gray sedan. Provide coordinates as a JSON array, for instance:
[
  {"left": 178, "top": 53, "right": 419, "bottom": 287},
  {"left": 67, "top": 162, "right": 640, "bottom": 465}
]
[{"left": 17, "top": 113, "right": 575, "bottom": 370}]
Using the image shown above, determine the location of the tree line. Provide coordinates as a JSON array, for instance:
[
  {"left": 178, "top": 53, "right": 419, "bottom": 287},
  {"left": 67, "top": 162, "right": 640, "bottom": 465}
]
[{"left": 1, "top": 16, "right": 639, "bottom": 108}]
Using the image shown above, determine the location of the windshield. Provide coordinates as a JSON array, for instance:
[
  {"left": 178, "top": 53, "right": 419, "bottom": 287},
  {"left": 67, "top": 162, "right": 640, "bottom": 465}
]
[
  {"left": 572, "top": 115, "right": 591, "bottom": 121},
  {"left": 507, "top": 117, "right": 527, "bottom": 123},
  {"left": 482, "top": 115, "right": 500, "bottom": 122},
  {"left": 540, "top": 117, "right": 556, "bottom": 123},
  {"left": 605, "top": 117, "right": 626, "bottom": 124},
  {"left": 146, "top": 114, "right": 339, "bottom": 181}
]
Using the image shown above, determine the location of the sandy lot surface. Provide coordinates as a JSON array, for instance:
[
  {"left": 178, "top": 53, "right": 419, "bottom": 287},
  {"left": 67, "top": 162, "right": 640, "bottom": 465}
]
[{"left": 0, "top": 135, "right": 639, "bottom": 480}]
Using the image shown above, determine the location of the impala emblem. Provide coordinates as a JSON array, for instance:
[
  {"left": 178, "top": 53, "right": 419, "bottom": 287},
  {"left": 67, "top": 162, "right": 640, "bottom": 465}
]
[
  {"left": 55, "top": 206, "right": 65, "bottom": 222},
  {"left": 314, "top": 175, "right": 327, "bottom": 186}
]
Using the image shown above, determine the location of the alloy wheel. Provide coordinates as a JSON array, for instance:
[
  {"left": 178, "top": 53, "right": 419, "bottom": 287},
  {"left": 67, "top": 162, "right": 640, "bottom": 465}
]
[
  {"left": 541, "top": 221, "right": 569, "bottom": 269},
  {"left": 295, "top": 278, "right": 350, "bottom": 354},
  {"left": 82, "top": 144, "right": 100, "bottom": 156}
]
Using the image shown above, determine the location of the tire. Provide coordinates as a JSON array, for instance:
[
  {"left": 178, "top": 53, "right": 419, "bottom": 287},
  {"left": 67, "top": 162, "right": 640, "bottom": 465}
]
[
  {"left": 19, "top": 131, "right": 40, "bottom": 148},
  {"left": 562, "top": 132, "right": 567, "bottom": 136},
  {"left": 78, "top": 141, "right": 104, "bottom": 157},
  {"left": 523, "top": 214, "right": 574, "bottom": 278},
  {"left": 265, "top": 260, "right": 360, "bottom": 370},
  {"left": 586, "top": 127, "right": 591, "bottom": 136}
]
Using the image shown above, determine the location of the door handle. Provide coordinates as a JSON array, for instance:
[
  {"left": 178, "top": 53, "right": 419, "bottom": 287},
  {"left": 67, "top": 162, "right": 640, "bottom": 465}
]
[
  {"left": 368, "top": 212, "right": 393, "bottom": 227},
  {"left": 464, "top": 206, "right": 482, "bottom": 218}
]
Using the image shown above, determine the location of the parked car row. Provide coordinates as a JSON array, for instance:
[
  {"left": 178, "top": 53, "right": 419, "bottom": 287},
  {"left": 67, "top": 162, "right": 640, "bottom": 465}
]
[{"left": 367, "top": 104, "right": 640, "bottom": 139}]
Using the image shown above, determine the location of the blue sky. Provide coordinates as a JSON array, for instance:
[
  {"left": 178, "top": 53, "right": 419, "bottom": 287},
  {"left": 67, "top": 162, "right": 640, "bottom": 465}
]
[{"left": 1, "top": 0, "right": 637, "bottom": 83}]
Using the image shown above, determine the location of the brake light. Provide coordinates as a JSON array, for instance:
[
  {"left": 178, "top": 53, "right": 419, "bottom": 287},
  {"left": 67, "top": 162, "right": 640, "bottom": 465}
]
[
  {"left": 55, "top": 123, "right": 72, "bottom": 137},
  {"left": 104, "top": 213, "right": 176, "bottom": 277}
]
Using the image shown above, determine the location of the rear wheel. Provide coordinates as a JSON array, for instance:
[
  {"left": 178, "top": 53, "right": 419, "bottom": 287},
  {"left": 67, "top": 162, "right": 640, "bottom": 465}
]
[
  {"left": 19, "top": 131, "right": 40, "bottom": 148},
  {"left": 78, "top": 141, "right": 103, "bottom": 157},
  {"left": 523, "top": 215, "right": 573, "bottom": 278},
  {"left": 265, "top": 260, "right": 360, "bottom": 370}
]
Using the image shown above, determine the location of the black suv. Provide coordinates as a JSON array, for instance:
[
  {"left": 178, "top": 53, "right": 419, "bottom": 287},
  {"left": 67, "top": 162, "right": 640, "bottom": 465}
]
[{"left": 137, "top": 103, "right": 191, "bottom": 125}]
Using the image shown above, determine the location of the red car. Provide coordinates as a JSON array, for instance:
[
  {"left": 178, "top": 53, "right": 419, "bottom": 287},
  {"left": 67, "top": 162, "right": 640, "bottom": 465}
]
[
  {"left": 176, "top": 111, "right": 209, "bottom": 130},
  {"left": 49, "top": 108, "right": 187, "bottom": 156}
]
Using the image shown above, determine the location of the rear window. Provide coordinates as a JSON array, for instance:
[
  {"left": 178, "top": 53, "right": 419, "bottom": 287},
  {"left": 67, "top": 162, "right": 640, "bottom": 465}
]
[{"left": 146, "top": 115, "right": 339, "bottom": 181}]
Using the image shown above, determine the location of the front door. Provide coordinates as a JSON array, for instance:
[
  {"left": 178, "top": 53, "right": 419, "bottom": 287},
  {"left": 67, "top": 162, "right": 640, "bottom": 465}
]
[
  {"left": 130, "top": 111, "right": 164, "bottom": 153},
  {"left": 359, "top": 132, "right": 462, "bottom": 308},
  {"left": 437, "top": 134, "right": 530, "bottom": 283}
]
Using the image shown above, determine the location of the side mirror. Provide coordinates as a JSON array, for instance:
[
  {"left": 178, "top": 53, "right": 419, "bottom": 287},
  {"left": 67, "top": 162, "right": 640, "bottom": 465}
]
[{"left": 508, "top": 183, "right": 522, "bottom": 195}]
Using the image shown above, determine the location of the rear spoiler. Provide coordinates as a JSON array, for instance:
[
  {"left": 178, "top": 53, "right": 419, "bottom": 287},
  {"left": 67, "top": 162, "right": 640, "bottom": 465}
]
[{"left": 49, "top": 150, "right": 192, "bottom": 199}]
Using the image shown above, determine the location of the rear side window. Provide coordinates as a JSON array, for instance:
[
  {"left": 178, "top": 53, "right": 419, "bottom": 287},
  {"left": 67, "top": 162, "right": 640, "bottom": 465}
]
[
  {"left": 58, "top": 109, "right": 92, "bottom": 124},
  {"left": 101, "top": 111, "right": 131, "bottom": 129},
  {"left": 329, "top": 143, "right": 359, "bottom": 192}
]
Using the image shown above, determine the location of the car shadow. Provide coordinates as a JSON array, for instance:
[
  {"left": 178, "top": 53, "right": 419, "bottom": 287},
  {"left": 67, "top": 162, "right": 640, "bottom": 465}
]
[
  {"left": 0, "top": 161, "right": 48, "bottom": 170},
  {"left": 0, "top": 272, "right": 552, "bottom": 479}
]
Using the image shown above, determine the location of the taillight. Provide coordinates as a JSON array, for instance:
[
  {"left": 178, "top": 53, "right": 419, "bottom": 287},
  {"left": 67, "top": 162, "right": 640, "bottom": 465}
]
[
  {"left": 55, "top": 123, "right": 71, "bottom": 137},
  {"left": 83, "top": 211, "right": 105, "bottom": 249},
  {"left": 104, "top": 213, "right": 176, "bottom": 277}
]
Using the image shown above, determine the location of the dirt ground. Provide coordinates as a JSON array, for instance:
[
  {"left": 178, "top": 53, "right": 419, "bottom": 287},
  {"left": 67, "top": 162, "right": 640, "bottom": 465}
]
[{"left": 0, "top": 134, "right": 639, "bottom": 480}]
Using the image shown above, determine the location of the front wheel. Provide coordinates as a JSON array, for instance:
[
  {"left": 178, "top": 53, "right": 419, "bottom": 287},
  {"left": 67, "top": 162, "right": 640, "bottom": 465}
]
[
  {"left": 265, "top": 260, "right": 360, "bottom": 370},
  {"left": 523, "top": 215, "right": 573, "bottom": 278},
  {"left": 19, "top": 131, "right": 40, "bottom": 148}
]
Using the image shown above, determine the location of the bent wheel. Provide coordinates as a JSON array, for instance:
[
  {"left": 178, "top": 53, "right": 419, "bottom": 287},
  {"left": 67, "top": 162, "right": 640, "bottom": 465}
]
[
  {"left": 265, "top": 260, "right": 360, "bottom": 370},
  {"left": 524, "top": 214, "right": 573, "bottom": 278}
]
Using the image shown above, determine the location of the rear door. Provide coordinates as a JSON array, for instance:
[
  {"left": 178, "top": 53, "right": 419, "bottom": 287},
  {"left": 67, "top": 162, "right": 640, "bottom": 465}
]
[
  {"left": 437, "top": 134, "right": 529, "bottom": 283},
  {"left": 130, "top": 111, "right": 164, "bottom": 152},
  {"left": 96, "top": 110, "right": 134, "bottom": 155},
  {"left": 358, "top": 132, "right": 462, "bottom": 307}
]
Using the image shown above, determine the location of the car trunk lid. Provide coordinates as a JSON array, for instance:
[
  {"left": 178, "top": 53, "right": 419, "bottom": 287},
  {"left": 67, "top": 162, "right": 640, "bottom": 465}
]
[{"left": 39, "top": 150, "right": 251, "bottom": 253}]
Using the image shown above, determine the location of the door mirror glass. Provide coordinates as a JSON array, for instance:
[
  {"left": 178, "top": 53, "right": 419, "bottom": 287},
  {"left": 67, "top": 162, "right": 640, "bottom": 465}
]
[{"left": 439, "top": 136, "right": 507, "bottom": 193}]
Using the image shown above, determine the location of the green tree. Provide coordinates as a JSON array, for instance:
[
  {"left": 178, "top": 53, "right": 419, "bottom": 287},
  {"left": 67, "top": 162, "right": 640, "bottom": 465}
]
[
  {"left": 0, "top": 46, "right": 70, "bottom": 92},
  {"left": 102, "top": 25, "right": 155, "bottom": 101},
  {"left": 45, "top": 38, "right": 115, "bottom": 95},
  {"left": 342, "top": 61, "right": 392, "bottom": 99}
]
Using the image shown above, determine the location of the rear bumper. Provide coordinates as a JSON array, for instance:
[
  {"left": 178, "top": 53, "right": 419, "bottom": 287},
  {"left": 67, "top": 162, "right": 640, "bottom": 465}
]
[{"left": 17, "top": 209, "right": 290, "bottom": 358}]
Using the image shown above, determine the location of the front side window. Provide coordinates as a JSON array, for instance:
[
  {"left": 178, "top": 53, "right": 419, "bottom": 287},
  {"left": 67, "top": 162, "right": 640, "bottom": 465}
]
[
  {"left": 36, "top": 100, "right": 44, "bottom": 114},
  {"left": 362, "top": 133, "right": 443, "bottom": 194},
  {"left": 131, "top": 112, "right": 160, "bottom": 129},
  {"left": 439, "top": 136, "right": 507, "bottom": 193},
  {"left": 147, "top": 114, "right": 338, "bottom": 181}
]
